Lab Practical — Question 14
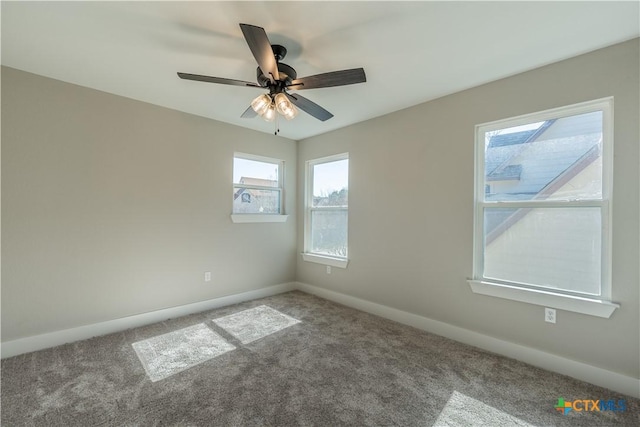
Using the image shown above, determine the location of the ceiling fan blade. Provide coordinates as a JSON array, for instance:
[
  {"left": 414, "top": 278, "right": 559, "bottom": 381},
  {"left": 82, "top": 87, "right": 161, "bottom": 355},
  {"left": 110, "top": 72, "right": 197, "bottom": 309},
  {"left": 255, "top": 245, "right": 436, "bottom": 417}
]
[
  {"left": 241, "top": 105, "right": 257, "bottom": 118},
  {"left": 287, "top": 68, "right": 366, "bottom": 90},
  {"left": 285, "top": 92, "right": 333, "bottom": 122},
  {"left": 239, "top": 23, "right": 279, "bottom": 83},
  {"left": 177, "top": 72, "right": 262, "bottom": 88}
]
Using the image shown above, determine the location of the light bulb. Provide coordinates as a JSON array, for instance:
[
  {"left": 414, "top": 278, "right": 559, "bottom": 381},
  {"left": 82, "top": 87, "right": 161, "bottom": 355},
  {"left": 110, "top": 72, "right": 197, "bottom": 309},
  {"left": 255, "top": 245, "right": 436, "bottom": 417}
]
[
  {"left": 274, "top": 93, "right": 289, "bottom": 114},
  {"left": 262, "top": 103, "right": 276, "bottom": 122},
  {"left": 274, "top": 93, "right": 298, "bottom": 120},
  {"left": 251, "top": 94, "right": 271, "bottom": 115}
]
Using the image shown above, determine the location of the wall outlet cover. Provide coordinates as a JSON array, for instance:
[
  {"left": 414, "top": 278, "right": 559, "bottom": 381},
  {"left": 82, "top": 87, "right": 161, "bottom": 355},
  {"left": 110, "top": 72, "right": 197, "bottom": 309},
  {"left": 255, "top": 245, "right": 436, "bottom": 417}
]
[{"left": 545, "top": 307, "right": 556, "bottom": 324}]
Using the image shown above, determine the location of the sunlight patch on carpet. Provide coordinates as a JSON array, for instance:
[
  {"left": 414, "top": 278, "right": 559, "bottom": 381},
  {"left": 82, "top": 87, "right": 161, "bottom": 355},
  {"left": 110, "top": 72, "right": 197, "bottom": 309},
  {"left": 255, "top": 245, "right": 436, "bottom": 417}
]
[
  {"left": 212, "top": 305, "right": 300, "bottom": 344},
  {"left": 132, "top": 323, "right": 235, "bottom": 382},
  {"left": 434, "top": 391, "right": 536, "bottom": 426}
]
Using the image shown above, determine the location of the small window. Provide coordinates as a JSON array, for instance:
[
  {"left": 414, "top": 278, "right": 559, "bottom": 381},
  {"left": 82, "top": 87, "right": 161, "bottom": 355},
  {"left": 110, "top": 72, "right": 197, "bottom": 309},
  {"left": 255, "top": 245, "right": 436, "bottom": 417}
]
[
  {"left": 470, "top": 98, "right": 618, "bottom": 317},
  {"left": 233, "top": 154, "right": 283, "bottom": 215},
  {"left": 303, "top": 153, "right": 349, "bottom": 267}
]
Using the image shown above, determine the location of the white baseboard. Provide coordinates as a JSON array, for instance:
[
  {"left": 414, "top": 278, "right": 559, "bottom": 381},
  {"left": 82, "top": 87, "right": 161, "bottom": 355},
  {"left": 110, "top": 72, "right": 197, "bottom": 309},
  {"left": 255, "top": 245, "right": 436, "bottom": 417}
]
[
  {"left": 1, "top": 282, "right": 296, "bottom": 359},
  {"left": 3, "top": 280, "right": 638, "bottom": 399},
  {"left": 295, "top": 281, "right": 640, "bottom": 399}
]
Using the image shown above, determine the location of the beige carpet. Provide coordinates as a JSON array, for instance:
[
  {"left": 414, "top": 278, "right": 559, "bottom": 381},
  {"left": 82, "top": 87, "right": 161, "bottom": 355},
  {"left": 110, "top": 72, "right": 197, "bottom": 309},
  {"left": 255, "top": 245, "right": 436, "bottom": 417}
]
[
  {"left": 132, "top": 323, "right": 235, "bottom": 382},
  {"left": 2, "top": 291, "right": 638, "bottom": 426}
]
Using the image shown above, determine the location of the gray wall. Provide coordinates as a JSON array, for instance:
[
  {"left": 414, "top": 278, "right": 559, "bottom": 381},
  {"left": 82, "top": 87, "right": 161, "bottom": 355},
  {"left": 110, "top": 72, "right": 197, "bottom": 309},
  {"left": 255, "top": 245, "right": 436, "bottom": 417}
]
[
  {"left": 296, "top": 39, "right": 640, "bottom": 378},
  {"left": 1, "top": 67, "right": 297, "bottom": 341},
  {"left": 3, "top": 39, "right": 638, "bottom": 379}
]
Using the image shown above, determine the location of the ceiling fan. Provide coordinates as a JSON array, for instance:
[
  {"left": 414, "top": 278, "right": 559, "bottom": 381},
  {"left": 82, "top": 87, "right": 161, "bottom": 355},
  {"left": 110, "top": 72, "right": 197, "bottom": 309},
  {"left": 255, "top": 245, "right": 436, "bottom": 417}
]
[{"left": 178, "top": 23, "right": 366, "bottom": 127}]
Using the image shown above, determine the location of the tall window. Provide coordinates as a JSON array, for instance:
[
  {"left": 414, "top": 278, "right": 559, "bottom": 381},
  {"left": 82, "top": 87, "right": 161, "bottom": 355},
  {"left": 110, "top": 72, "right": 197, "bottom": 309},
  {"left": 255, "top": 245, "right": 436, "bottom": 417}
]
[
  {"left": 304, "top": 153, "right": 349, "bottom": 267},
  {"left": 233, "top": 154, "right": 283, "bottom": 215},
  {"left": 471, "top": 98, "right": 617, "bottom": 317}
]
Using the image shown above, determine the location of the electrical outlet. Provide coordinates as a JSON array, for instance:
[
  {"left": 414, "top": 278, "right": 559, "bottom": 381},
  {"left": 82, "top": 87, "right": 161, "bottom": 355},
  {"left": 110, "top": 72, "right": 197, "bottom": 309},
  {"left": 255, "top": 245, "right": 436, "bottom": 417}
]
[
  {"left": 326, "top": 266, "right": 331, "bottom": 274},
  {"left": 204, "top": 272, "right": 212, "bottom": 282},
  {"left": 545, "top": 307, "right": 556, "bottom": 324}
]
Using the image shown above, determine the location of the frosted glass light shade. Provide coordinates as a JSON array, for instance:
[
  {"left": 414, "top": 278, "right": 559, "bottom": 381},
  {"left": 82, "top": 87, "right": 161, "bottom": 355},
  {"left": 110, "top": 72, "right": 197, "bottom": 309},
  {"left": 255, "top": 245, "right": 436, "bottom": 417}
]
[
  {"left": 251, "top": 94, "right": 272, "bottom": 115},
  {"left": 274, "top": 93, "right": 298, "bottom": 120},
  {"left": 262, "top": 103, "right": 276, "bottom": 122}
]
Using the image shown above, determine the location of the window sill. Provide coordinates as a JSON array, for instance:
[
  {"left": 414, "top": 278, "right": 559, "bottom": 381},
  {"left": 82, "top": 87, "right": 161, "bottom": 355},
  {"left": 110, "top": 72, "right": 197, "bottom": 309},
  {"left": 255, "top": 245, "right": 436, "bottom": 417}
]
[
  {"left": 302, "top": 253, "right": 349, "bottom": 269},
  {"left": 467, "top": 280, "right": 619, "bottom": 318},
  {"left": 230, "top": 214, "right": 288, "bottom": 223}
]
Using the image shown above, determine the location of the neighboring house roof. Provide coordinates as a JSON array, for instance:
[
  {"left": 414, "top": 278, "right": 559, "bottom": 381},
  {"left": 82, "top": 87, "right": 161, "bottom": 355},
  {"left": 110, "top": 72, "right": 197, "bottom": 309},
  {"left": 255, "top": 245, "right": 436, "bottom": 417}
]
[
  {"left": 485, "top": 117, "right": 599, "bottom": 201},
  {"left": 234, "top": 177, "right": 278, "bottom": 201},
  {"left": 233, "top": 187, "right": 246, "bottom": 201},
  {"left": 488, "top": 129, "right": 539, "bottom": 148},
  {"left": 485, "top": 120, "right": 554, "bottom": 178},
  {"left": 485, "top": 113, "right": 602, "bottom": 243},
  {"left": 486, "top": 164, "right": 522, "bottom": 182}
]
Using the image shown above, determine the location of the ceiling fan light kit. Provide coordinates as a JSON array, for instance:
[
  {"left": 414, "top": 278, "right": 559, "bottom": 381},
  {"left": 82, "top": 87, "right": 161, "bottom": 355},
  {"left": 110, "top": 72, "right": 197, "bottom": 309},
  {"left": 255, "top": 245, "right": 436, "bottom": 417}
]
[
  {"left": 178, "top": 23, "right": 366, "bottom": 133},
  {"left": 249, "top": 92, "right": 298, "bottom": 122}
]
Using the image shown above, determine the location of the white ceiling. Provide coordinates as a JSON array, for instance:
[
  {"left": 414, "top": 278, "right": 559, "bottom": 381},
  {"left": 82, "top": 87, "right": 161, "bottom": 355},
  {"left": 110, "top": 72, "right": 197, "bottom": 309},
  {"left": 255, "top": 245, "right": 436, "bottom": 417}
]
[{"left": 2, "top": 1, "right": 638, "bottom": 140}]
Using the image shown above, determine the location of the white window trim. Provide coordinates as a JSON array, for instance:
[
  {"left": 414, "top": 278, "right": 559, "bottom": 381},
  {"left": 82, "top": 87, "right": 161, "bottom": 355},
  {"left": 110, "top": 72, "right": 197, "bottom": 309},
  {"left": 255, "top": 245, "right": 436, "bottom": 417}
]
[
  {"left": 231, "top": 152, "right": 287, "bottom": 223},
  {"left": 467, "top": 280, "right": 618, "bottom": 318},
  {"left": 301, "top": 253, "right": 349, "bottom": 269},
  {"left": 231, "top": 214, "right": 288, "bottom": 223},
  {"left": 470, "top": 97, "right": 618, "bottom": 318},
  {"left": 303, "top": 153, "right": 349, "bottom": 266}
]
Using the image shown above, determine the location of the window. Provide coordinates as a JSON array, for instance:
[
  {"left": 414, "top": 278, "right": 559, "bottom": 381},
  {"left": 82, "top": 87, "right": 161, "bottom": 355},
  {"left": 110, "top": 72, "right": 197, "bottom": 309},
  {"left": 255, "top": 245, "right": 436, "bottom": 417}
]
[
  {"left": 231, "top": 154, "right": 287, "bottom": 223},
  {"left": 303, "top": 153, "right": 349, "bottom": 268},
  {"left": 470, "top": 98, "right": 618, "bottom": 318}
]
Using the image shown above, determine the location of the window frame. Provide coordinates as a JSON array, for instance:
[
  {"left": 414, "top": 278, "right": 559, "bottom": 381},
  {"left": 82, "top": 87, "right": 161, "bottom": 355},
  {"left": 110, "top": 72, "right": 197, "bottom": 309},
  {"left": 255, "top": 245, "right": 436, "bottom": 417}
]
[
  {"left": 231, "top": 153, "right": 288, "bottom": 223},
  {"left": 469, "top": 97, "right": 618, "bottom": 318},
  {"left": 302, "top": 153, "right": 350, "bottom": 268}
]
